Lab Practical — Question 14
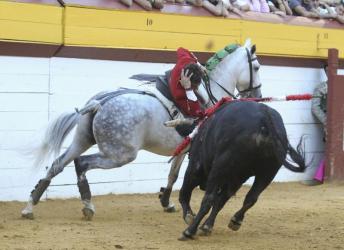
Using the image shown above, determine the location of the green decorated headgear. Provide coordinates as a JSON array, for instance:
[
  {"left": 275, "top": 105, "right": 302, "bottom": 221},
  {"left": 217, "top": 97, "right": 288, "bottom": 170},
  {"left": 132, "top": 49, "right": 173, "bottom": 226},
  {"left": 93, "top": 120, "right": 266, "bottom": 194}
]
[{"left": 205, "top": 44, "right": 239, "bottom": 72}]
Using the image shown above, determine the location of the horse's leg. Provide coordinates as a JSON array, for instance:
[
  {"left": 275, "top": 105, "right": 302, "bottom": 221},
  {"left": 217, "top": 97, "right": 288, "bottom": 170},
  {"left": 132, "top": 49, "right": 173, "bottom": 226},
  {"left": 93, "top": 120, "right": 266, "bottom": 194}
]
[
  {"left": 21, "top": 145, "right": 91, "bottom": 219},
  {"left": 228, "top": 174, "right": 275, "bottom": 231},
  {"left": 74, "top": 157, "right": 94, "bottom": 221},
  {"left": 73, "top": 149, "right": 138, "bottom": 220},
  {"left": 21, "top": 117, "right": 95, "bottom": 219},
  {"left": 159, "top": 153, "right": 186, "bottom": 212},
  {"left": 199, "top": 182, "right": 242, "bottom": 236}
]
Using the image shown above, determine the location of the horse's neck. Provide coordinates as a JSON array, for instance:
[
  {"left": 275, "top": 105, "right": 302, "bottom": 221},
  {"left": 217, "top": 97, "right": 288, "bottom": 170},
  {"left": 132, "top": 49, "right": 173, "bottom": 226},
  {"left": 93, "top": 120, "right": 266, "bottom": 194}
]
[{"left": 208, "top": 52, "right": 239, "bottom": 101}]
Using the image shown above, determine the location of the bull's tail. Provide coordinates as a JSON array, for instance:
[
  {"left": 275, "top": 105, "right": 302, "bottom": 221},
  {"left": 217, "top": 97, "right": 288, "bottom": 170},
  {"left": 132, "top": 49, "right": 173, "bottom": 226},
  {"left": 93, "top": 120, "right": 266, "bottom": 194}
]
[
  {"left": 283, "top": 137, "right": 306, "bottom": 172},
  {"left": 261, "top": 105, "right": 307, "bottom": 173}
]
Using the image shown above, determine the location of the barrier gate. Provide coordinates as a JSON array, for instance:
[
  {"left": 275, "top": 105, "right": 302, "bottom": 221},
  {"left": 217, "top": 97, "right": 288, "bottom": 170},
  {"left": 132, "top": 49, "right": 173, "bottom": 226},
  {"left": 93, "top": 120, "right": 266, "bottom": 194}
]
[{"left": 326, "top": 49, "right": 344, "bottom": 180}]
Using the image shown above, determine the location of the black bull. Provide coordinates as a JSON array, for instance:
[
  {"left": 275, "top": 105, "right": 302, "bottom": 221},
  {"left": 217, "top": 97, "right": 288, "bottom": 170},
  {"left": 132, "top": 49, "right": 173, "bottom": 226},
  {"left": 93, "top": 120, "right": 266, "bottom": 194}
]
[{"left": 178, "top": 101, "right": 307, "bottom": 240}]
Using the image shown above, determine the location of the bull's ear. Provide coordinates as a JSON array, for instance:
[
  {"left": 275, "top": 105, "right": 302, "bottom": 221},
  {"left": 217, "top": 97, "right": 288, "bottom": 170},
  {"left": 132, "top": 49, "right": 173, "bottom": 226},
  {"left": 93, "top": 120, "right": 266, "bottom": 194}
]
[{"left": 251, "top": 44, "right": 256, "bottom": 55}]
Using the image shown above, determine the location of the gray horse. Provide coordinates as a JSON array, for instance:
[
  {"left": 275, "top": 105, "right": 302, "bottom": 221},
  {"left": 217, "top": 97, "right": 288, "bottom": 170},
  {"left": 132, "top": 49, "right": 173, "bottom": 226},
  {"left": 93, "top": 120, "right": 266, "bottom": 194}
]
[{"left": 21, "top": 39, "right": 262, "bottom": 220}]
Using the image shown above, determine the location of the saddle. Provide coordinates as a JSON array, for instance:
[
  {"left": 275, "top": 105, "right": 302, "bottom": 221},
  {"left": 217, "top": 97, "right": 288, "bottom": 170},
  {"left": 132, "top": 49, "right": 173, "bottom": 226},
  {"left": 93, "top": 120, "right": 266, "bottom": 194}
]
[
  {"left": 156, "top": 71, "right": 197, "bottom": 136},
  {"left": 130, "top": 71, "right": 176, "bottom": 105},
  {"left": 130, "top": 71, "right": 196, "bottom": 137},
  {"left": 156, "top": 70, "right": 174, "bottom": 105}
]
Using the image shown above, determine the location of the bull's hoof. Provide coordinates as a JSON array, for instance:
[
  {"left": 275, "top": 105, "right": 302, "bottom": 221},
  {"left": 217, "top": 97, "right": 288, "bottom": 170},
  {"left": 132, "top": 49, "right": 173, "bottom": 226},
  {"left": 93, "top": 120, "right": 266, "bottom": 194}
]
[
  {"left": 228, "top": 218, "right": 242, "bottom": 231},
  {"left": 199, "top": 225, "right": 212, "bottom": 236},
  {"left": 163, "top": 203, "right": 176, "bottom": 213},
  {"left": 82, "top": 207, "right": 94, "bottom": 221},
  {"left": 21, "top": 212, "right": 34, "bottom": 220},
  {"left": 184, "top": 213, "right": 195, "bottom": 225},
  {"left": 178, "top": 230, "right": 194, "bottom": 241}
]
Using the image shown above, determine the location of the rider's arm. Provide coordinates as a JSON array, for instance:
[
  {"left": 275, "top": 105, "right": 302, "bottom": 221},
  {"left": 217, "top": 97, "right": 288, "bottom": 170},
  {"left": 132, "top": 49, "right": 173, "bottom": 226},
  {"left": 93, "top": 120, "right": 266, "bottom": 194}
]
[
  {"left": 179, "top": 98, "right": 204, "bottom": 117},
  {"left": 185, "top": 90, "right": 198, "bottom": 101},
  {"left": 179, "top": 68, "right": 199, "bottom": 102},
  {"left": 173, "top": 85, "right": 204, "bottom": 118}
]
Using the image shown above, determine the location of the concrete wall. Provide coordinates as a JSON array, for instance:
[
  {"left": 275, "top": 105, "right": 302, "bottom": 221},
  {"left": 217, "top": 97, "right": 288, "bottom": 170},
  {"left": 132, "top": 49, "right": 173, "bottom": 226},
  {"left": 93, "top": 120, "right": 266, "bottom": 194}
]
[{"left": 0, "top": 56, "right": 332, "bottom": 201}]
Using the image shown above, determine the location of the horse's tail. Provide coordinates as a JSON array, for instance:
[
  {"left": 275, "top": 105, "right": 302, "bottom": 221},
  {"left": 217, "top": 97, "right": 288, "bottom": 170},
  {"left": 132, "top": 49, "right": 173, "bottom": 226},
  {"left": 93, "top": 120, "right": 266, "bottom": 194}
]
[
  {"left": 260, "top": 104, "right": 307, "bottom": 173},
  {"left": 283, "top": 137, "right": 307, "bottom": 172},
  {"left": 32, "top": 112, "right": 80, "bottom": 168}
]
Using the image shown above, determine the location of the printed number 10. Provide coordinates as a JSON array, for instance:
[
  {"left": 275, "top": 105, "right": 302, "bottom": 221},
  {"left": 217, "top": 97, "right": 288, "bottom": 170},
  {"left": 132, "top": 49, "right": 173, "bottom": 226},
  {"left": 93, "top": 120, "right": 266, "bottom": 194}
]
[{"left": 146, "top": 18, "right": 153, "bottom": 26}]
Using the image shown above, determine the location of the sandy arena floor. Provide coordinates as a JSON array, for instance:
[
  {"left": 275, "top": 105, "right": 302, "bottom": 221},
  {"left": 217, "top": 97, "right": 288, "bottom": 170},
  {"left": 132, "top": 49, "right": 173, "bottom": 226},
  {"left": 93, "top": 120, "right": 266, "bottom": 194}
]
[{"left": 0, "top": 182, "right": 343, "bottom": 250}]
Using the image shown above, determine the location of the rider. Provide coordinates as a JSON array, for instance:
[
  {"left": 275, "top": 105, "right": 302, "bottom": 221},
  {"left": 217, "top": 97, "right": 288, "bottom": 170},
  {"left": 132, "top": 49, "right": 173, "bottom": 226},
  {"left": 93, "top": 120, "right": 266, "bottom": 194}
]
[{"left": 169, "top": 47, "right": 206, "bottom": 119}]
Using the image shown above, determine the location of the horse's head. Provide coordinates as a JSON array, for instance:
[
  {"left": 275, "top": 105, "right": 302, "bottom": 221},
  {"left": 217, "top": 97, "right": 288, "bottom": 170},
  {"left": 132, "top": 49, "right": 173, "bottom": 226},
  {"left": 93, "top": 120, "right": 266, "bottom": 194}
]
[
  {"left": 205, "top": 39, "right": 262, "bottom": 103},
  {"left": 235, "top": 39, "right": 262, "bottom": 98}
]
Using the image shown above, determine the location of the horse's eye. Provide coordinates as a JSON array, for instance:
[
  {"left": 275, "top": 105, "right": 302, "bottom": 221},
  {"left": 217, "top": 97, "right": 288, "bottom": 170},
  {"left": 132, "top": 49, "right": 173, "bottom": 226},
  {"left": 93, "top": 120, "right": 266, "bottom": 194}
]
[{"left": 254, "top": 66, "right": 260, "bottom": 71}]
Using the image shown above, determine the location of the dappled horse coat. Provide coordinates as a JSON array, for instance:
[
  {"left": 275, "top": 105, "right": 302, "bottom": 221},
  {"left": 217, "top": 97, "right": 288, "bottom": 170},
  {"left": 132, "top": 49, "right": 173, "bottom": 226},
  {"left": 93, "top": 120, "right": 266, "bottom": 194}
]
[{"left": 178, "top": 100, "right": 306, "bottom": 240}]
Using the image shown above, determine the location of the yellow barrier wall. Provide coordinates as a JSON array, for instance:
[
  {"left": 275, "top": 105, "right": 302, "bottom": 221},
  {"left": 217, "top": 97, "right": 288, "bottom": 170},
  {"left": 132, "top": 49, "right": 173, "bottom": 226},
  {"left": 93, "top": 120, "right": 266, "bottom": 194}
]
[
  {"left": 64, "top": 7, "right": 241, "bottom": 51},
  {"left": 1, "top": 1, "right": 343, "bottom": 59},
  {"left": 0, "top": 1, "right": 62, "bottom": 44}
]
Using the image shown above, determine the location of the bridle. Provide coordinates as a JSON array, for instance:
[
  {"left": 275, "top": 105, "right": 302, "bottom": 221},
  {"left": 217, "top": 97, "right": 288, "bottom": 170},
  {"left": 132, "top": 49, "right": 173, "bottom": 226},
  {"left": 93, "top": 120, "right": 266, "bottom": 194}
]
[
  {"left": 240, "top": 48, "right": 262, "bottom": 95},
  {"left": 203, "top": 47, "right": 262, "bottom": 105}
]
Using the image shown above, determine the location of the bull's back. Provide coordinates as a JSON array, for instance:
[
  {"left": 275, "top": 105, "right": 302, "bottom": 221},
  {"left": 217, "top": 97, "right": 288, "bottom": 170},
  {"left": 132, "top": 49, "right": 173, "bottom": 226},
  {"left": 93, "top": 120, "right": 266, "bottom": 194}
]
[
  {"left": 214, "top": 101, "right": 269, "bottom": 138},
  {"left": 209, "top": 101, "right": 287, "bottom": 159},
  {"left": 191, "top": 101, "right": 288, "bottom": 179}
]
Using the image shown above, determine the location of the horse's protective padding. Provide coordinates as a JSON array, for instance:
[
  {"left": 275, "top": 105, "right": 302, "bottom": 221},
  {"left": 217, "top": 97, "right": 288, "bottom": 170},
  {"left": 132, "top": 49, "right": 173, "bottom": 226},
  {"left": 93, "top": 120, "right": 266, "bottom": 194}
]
[
  {"left": 31, "top": 178, "right": 51, "bottom": 205},
  {"left": 77, "top": 178, "right": 91, "bottom": 201}
]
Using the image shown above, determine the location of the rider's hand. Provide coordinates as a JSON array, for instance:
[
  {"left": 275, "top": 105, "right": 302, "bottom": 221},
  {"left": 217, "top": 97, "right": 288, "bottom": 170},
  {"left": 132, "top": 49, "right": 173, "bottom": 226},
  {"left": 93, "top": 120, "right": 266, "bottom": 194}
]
[{"left": 180, "top": 69, "right": 193, "bottom": 90}]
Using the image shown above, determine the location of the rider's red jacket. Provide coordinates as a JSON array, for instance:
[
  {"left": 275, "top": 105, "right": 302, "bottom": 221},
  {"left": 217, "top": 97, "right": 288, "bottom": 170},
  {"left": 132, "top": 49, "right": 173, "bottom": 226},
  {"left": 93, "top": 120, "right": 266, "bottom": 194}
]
[{"left": 169, "top": 47, "right": 204, "bottom": 118}]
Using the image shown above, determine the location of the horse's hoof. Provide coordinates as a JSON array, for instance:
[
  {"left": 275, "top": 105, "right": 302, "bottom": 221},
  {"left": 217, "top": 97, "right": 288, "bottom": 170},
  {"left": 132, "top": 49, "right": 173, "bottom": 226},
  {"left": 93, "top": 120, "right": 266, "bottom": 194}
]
[
  {"left": 82, "top": 207, "right": 94, "bottom": 221},
  {"left": 178, "top": 230, "right": 194, "bottom": 241},
  {"left": 21, "top": 212, "right": 34, "bottom": 220},
  {"left": 199, "top": 225, "right": 212, "bottom": 236},
  {"left": 228, "top": 219, "right": 241, "bottom": 231},
  {"left": 163, "top": 203, "right": 176, "bottom": 213},
  {"left": 184, "top": 213, "right": 195, "bottom": 225},
  {"left": 164, "top": 206, "right": 176, "bottom": 213}
]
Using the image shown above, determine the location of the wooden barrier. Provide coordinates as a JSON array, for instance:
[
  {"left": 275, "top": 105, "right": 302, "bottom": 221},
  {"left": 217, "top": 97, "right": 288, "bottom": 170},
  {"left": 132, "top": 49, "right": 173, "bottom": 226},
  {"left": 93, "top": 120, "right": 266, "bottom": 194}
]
[{"left": 326, "top": 49, "right": 344, "bottom": 180}]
